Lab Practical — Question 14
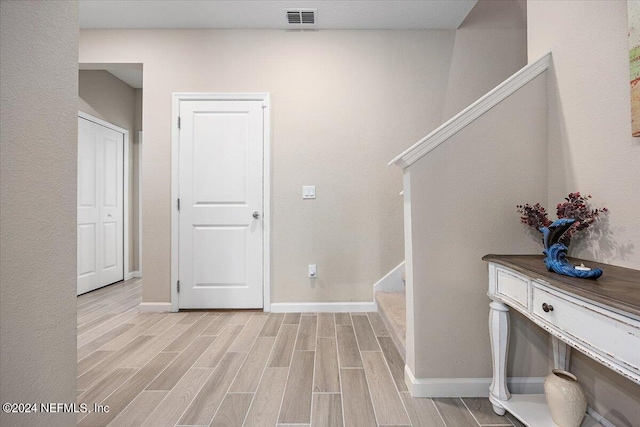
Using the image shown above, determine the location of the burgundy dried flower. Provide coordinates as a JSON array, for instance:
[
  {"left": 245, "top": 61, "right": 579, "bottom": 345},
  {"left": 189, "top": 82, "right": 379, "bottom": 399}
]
[{"left": 517, "top": 192, "right": 608, "bottom": 246}]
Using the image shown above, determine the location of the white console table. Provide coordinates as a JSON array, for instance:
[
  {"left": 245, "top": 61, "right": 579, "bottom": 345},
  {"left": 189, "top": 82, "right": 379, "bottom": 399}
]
[{"left": 483, "top": 255, "right": 640, "bottom": 427}]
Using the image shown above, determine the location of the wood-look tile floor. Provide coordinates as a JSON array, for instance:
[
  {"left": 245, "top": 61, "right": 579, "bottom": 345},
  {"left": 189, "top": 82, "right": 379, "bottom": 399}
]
[{"left": 77, "top": 279, "right": 524, "bottom": 427}]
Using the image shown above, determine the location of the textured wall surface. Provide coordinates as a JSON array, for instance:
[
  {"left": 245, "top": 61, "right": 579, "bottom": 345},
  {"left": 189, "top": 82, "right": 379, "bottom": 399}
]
[
  {"left": 528, "top": 1, "right": 640, "bottom": 424},
  {"left": 79, "top": 29, "right": 456, "bottom": 304},
  {"left": 0, "top": 1, "right": 78, "bottom": 426},
  {"left": 406, "top": 74, "right": 549, "bottom": 379}
]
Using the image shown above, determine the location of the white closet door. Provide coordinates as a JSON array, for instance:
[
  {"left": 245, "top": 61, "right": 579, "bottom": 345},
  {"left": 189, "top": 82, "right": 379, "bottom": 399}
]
[{"left": 77, "top": 117, "right": 124, "bottom": 295}]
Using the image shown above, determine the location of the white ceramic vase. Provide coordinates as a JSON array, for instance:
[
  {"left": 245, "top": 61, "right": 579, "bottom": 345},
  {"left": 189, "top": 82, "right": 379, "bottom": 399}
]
[{"left": 544, "top": 369, "right": 587, "bottom": 427}]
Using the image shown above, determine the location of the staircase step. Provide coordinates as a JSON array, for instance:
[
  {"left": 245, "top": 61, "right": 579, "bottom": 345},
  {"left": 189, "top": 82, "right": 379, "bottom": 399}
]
[{"left": 375, "top": 291, "right": 406, "bottom": 362}]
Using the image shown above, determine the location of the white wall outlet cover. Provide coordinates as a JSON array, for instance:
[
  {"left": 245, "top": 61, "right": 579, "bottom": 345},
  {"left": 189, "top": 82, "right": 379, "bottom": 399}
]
[
  {"left": 308, "top": 264, "right": 317, "bottom": 278},
  {"left": 303, "top": 186, "right": 316, "bottom": 199}
]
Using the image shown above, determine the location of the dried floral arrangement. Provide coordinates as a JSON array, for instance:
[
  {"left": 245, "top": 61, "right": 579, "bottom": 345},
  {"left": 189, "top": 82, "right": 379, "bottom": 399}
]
[{"left": 517, "top": 192, "right": 608, "bottom": 246}]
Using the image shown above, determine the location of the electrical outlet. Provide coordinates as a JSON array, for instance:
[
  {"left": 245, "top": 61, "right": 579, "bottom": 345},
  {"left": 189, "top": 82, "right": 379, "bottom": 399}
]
[
  {"left": 308, "top": 264, "right": 317, "bottom": 278},
  {"left": 303, "top": 186, "right": 316, "bottom": 199}
]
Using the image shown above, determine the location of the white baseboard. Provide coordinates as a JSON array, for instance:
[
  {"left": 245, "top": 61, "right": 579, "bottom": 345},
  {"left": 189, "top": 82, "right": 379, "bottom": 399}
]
[
  {"left": 373, "top": 261, "right": 405, "bottom": 293},
  {"left": 139, "top": 302, "right": 172, "bottom": 312},
  {"left": 404, "top": 365, "right": 544, "bottom": 397},
  {"left": 270, "top": 302, "right": 376, "bottom": 313},
  {"left": 125, "top": 271, "right": 141, "bottom": 280},
  {"left": 132, "top": 271, "right": 142, "bottom": 278}
]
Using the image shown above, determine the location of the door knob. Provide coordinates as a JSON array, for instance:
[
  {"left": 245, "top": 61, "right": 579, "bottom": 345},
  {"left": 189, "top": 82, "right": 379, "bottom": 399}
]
[
  {"left": 253, "top": 211, "right": 261, "bottom": 219},
  {"left": 542, "top": 303, "right": 554, "bottom": 313}
]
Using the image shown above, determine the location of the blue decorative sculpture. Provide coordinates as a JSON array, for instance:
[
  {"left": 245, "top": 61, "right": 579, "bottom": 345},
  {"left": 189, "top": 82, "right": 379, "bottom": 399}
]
[{"left": 539, "top": 219, "right": 603, "bottom": 279}]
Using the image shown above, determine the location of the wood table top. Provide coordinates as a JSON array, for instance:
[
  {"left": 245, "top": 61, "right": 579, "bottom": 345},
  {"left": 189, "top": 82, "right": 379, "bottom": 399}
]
[{"left": 482, "top": 254, "right": 640, "bottom": 319}]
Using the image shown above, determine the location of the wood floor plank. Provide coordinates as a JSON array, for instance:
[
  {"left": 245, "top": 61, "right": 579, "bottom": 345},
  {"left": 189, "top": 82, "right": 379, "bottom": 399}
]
[
  {"left": 432, "top": 397, "right": 479, "bottom": 427},
  {"left": 361, "top": 352, "right": 410, "bottom": 425},
  {"left": 268, "top": 324, "right": 298, "bottom": 368},
  {"left": 259, "top": 313, "right": 285, "bottom": 337},
  {"left": 99, "top": 314, "right": 160, "bottom": 351},
  {"left": 77, "top": 322, "right": 134, "bottom": 361},
  {"left": 378, "top": 336, "right": 408, "bottom": 392},
  {"left": 283, "top": 313, "right": 301, "bottom": 324},
  {"left": 211, "top": 393, "right": 254, "bottom": 427},
  {"left": 202, "top": 312, "right": 233, "bottom": 335},
  {"left": 77, "top": 350, "right": 113, "bottom": 377},
  {"left": 340, "top": 368, "right": 377, "bottom": 427},
  {"left": 295, "top": 315, "right": 317, "bottom": 351},
  {"left": 314, "top": 337, "right": 340, "bottom": 393},
  {"left": 146, "top": 335, "right": 216, "bottom": 390},
  {"left": 317, "top": 313, "right": 336, "bottom": 338},
  {"left": 229, "top": 311, "right": 255, "bottom": 325},
  {"left": 194, "top": 324, "right": 244, "bottom": 368},
  {"left": 228, "top": 315, "right": 269, "bottom": 352},
  {"left": 176, "top": 311, "right": 205, "bottom": 324},
  {"left": 336, "top": 324, "right": 363, "bottom": 368},
  {"left": 335, "top": 313, "right": 352, "bottom": 325},
  {"left": 400, "top": 393, "right": 445, "bottom": 427},
  {"left": 141, "top": 367, "right": 214, "bottom": 427},
  {"left": 78, "top": 335, "right": 154, "bottom": 390},
  {"left": 80, "top": 308, "right": 141, "bottom": 338},
  {"left": 77, "top": 333, "right": 99, "bottom": 348},
  {"left": 352, "top": 314, "right": 380, "bottom": 351},
  {"left": 162, "top": 314, "right": 213, "bottom": 352},
  {"left": 243, "top": 367, "right": 289, "bottom": 427},
  {"left": 117, "top": 323, "right": 189, "bottom": 368},
  {"left": 278, "top": 351, "right": 315, "bottom": 424},
  {"left": 462, "top": 397, "right": 513, "bottom": 426},
  {"left": 76, "top": 367, "right": 137, "bottom": 424},
  {"left": 142, "top": 311, "right": 187, "bottom": 335},
  {"left": 78, "top": 352, "right": 177, "bottom": 426},
  {"left": 367, "top": 312, "right": 390, "bottom": 337},
  {"left": 230, "top": 337, "right": 276, "bottom": 392},
  {"left": 178, "top": 352, "right": 247, "bottom": 426},
  {"left": 312, "top": 393, "right": 343, "bottom": 427},
  {"left": 108, "top": 390, "right": 168, "bottom": 427}
]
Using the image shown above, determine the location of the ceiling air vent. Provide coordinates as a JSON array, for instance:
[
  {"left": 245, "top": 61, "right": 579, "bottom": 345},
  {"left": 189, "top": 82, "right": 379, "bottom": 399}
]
[{"left": 286, "top": 9, "right": 316, "bottom": 25}]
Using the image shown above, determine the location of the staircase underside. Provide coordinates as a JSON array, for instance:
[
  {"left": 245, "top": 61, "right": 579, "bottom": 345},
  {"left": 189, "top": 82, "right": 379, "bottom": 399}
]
[{"left": 375, "top": 291, "right": 406, "bottom": 362}]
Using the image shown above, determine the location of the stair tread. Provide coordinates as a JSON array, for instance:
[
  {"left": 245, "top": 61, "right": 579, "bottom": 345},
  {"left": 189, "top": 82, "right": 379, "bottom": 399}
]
[{"left": 375, "top": 291, "right": 406, "bottom": 361}]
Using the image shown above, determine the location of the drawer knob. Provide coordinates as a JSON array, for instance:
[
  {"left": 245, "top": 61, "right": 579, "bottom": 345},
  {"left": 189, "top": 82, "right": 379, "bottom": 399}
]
[{"left": 542, "top": 303, "right": 554, "bottom": 313}]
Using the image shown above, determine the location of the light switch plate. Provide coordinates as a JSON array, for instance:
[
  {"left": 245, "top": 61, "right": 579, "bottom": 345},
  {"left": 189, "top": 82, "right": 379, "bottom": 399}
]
[
  {"left": 308, "top": 264, "right": 317, "bottom": 278},
  {"left": 303, "top": 186, "right": 316, "bottom": 199}
]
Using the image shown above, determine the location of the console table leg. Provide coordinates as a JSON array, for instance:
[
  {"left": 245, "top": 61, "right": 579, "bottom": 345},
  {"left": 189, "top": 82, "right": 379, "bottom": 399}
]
[
  {"left": 489, "top": 300, "right": 511, "bottom": 415},
  {"left": 552, "top": 335, "right": 572, "bottom": 371}
]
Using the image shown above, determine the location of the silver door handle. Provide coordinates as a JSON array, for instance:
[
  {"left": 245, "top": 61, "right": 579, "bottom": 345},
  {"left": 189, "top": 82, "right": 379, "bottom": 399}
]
[{"left": 253, "top": 211, "right": 261, "bottom": 219}]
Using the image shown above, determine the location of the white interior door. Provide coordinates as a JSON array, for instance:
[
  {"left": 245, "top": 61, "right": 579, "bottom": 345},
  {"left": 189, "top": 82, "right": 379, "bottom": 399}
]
[
  {"left": 78, "top": 117, "right": 124, "bottom": 295},
  {"left": 178, "top": 99, "right": 264, "bottom": 309}
]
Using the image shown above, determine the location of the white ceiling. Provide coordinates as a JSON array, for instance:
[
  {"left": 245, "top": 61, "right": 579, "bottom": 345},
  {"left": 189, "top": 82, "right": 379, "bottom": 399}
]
[{"left": 79, "top": 1, "right": 477, "bottom": 30}]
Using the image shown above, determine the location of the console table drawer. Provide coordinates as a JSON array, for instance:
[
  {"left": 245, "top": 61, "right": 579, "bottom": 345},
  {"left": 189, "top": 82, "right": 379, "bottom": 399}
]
[
  {"left": 495, "top": 268, "right": 529, "bottom": 310},
  {"left": 532, "top": 285, "right": 640, "bottom": 377}
]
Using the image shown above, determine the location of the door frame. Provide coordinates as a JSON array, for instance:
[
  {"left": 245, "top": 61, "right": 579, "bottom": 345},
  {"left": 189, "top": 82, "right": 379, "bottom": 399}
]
[
  {"left": 77, "top": 111, "right": 131, "bottom": 285},
  {"left": 170, "top": 93, "right": 271, "bottom": 312}
]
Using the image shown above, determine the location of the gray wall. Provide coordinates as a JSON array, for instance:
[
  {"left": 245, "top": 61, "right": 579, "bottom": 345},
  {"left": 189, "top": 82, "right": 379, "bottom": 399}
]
[
  {"left": 79, "top": 29, "right": 457, "bottom": 304},
  {"left": 406, "top": 73, "right": 549, "bottom": 380},
  {"left": 79, "top": 70, "right": 142, "bottom": 273},
  {"left": 0, "top": 1, "right": 78, "bottom": 426},
  {"left": 529, "top": 1, "right": 640, "bottom": 425}
]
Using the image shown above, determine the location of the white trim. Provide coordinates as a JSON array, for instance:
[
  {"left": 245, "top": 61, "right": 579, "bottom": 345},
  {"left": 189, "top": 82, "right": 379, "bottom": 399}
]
[
  {"left": 587, "top": 406, "right": 616, "bottom": 427},
  {"left": 270, "top": 302, "right": 376, "bottom": 313},
  {"left": 125, "top": 272, "right": 134, "bottom": 281},
  {"left": 389, "top": 52, "right": 552, "bottom": 169},
  {"left": 404, "top": 365, "right": 545, "bottom": 398},
  {"left": 78, "top": 111, "right": 131, "bottom": 282},
  {"left": 138, "top": 130, "right": 143, "bottom": 278},
  {"left": 373, "top": 261, "right": 405, "bottom": 293},
  {"left": 170, "top": 93, "right": 271, "bottom": 313},
  {"left": 138, "top": 302, "right": 172, "bottom": 312},
  {"left": 131, "top": 271, "right": 142, "bottom": 278}
]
